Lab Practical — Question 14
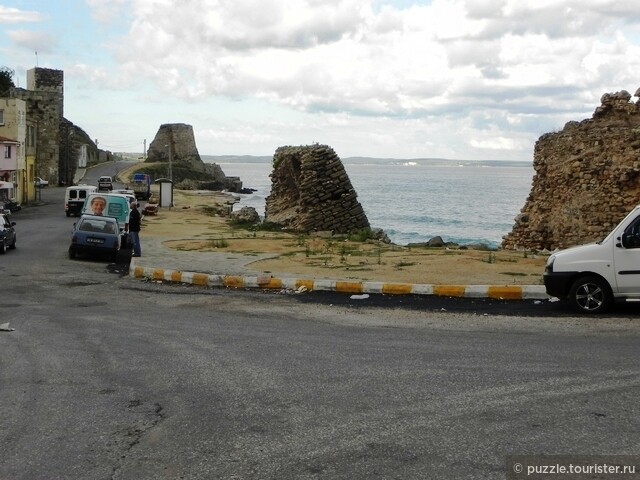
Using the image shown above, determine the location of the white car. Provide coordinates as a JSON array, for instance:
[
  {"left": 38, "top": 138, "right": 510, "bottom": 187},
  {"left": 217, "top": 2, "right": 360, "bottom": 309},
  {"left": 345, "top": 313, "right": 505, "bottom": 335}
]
[{"left": 35, "top": 177, "right": 49, "bottom": 187}]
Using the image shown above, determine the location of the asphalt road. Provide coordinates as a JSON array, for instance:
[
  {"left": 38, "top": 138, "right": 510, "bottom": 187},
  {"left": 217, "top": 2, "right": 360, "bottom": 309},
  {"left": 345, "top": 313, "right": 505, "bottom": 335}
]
[{"left": 1, "top": 168, "right": 639, "bottom": 479}]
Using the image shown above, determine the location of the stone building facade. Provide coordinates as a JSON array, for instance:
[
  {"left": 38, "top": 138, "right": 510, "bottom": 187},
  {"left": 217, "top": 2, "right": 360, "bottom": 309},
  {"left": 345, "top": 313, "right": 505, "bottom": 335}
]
[
  {"left": 502, "top": 89, "right": 640, "bottom": 251},
  {"left": 265, "top": 144, "right": 370, "bottom": 233},
  {"left": 10, "top": 68, "right": 63, "bottom": 184}
]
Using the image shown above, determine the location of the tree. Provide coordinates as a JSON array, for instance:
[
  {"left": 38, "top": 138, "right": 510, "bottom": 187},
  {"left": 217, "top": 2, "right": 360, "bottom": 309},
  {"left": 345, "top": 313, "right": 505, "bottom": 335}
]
[{"left": 0, "top": 67, "right": 15, "bottom": 95}]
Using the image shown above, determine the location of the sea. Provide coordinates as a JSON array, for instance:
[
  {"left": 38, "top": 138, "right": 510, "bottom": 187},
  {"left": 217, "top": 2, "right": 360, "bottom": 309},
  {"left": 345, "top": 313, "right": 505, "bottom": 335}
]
[{"left": 214, "top": 160, "right": 534, "bottom": 249}]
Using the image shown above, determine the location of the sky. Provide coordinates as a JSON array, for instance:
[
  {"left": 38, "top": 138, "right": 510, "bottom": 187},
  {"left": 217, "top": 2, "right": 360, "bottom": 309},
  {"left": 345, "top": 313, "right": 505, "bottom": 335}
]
[{"left": 1, "top": 0, "right": 640, "bottom": 161}]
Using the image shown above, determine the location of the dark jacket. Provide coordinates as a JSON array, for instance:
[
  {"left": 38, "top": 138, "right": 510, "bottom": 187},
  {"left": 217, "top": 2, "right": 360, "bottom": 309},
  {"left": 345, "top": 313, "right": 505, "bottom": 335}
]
[{"left": 129, "top": 207, "right": 141, "bottom": 232}]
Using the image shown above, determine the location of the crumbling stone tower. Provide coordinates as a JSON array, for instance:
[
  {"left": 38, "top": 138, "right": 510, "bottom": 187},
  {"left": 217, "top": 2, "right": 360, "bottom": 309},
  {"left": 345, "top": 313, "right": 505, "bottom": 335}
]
[
  {"left": 146, "top": 123, "right": 229, "bottom": 185},
  {"left": 503, "top": 89, "right": 640, "bottom": 251},
  {"left": 265, "top": 144, "right": 370, "bottom": 234}
]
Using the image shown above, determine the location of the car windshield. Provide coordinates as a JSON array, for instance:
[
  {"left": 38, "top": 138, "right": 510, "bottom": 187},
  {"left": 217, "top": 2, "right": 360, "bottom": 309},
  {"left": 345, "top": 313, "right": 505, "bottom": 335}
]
[{"left": 79, "top": 219, "right": 116, "bottom": 233}]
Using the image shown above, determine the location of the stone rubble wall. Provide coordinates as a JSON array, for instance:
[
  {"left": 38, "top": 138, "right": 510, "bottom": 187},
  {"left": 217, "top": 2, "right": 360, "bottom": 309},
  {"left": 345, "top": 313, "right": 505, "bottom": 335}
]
[
  {"left": 265, "top": 144, "right": 370, "bottom": 233},
  {"left": 502, "top": 89, "right": 640, "bottom": 251}
]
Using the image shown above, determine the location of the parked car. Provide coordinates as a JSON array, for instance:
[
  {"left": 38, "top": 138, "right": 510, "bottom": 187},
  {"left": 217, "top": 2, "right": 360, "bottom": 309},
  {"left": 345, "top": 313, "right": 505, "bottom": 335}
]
[
  {"left": 98, "top": 176, "right": 113, "bottom": 191},
  {"left": 2, "top": 200, "right": 21, "bottom": 213},
  {"left": 69, "top": 214, "right": 121, "bottom": 261},
  {"left": 0, "top": 213, "right": 16, "bottom": 254},
  {"left": 112, "top": 189, "right": 137, "bottom": 207},
  {"left": 35, "top": 177, "right": 49, "bottom": 187}
]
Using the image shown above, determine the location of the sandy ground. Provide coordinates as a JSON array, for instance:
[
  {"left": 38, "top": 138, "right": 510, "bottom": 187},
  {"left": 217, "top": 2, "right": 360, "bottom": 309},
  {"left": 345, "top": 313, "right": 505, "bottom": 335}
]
[{"left": 139, "top": 188, "right": 547, "bottom": 285}]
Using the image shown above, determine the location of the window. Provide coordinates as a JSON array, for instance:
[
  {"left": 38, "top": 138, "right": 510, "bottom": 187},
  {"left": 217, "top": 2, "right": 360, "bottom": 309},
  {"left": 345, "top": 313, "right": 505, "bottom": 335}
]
[
  {"left": 3, "top": 145, "right": 11, "bottom": 159},
  {"left": 0, "top": 110, "right": 4, "bottom": 125}
]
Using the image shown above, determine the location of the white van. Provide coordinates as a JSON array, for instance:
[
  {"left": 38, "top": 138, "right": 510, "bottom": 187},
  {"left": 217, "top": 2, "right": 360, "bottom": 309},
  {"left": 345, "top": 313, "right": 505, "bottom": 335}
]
[
  {"left": 544, "top": 204, "right": 640, "bottom": 313},
  {"left": 65, "top": 185, "right": 97, "bottom": 217}
]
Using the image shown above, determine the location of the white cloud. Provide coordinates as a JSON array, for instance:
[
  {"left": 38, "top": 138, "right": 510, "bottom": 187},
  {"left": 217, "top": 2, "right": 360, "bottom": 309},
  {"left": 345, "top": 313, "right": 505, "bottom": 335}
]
[
  {"left": 0, "top": 6, "right": 43, "bottom": 24},
  {"left": 51, "top": 0, "right": 640, "bottom": 158},
  {"left": 85, "top": 0, "right": 128, "bottom": 23},
  {"left": 7, "top": 29, "right": 57, "bottom": 53}
]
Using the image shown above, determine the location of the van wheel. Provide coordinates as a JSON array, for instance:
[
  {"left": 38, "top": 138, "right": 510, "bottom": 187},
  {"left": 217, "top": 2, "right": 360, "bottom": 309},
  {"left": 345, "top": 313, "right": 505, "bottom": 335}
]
[{"left": 569, "top": 276, "right": 612, "bottom": 314}]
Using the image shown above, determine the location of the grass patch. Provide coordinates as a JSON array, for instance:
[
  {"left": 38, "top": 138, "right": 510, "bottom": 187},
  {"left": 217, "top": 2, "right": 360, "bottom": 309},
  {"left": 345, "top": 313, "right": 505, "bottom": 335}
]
[{"left": 395, "top": 261, "right": 417, "bottom": 268}]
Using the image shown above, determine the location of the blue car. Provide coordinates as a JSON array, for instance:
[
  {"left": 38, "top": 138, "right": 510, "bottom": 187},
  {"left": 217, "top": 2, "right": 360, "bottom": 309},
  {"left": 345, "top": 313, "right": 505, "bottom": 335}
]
[
  {"left": 69, "top": 214, "right": 121, "bottom": 261},
  {"left": 0, "top": 213, "right": 16, "bottom": 254}
]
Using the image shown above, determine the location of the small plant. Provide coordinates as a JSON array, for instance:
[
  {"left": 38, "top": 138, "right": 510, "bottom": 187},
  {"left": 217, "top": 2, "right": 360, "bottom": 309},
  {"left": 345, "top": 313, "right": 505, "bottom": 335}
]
[
  {"left": 209, "top": 238, "right": 229, "bottom": 248},
  {"left": 395, "top": 261, "right": 416, "bottom": 269},
  {"left": 485, "top": 252, "right": 496, "bottom": 264},
  {"left": 347, "top": 228, "right": 374, "bottom": 242},
  {"left": 340, "top": 244, "right": 348, "bottom": 264}
]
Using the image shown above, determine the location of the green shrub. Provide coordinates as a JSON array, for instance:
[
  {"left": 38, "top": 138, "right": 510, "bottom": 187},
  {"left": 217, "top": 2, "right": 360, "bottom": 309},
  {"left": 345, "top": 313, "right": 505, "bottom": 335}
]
[
  {"left": 209, "top": 239, "right": 229, "bottom": 248},
  {"left": 347, "top": 228, "right": 374, "bottom": 242}
]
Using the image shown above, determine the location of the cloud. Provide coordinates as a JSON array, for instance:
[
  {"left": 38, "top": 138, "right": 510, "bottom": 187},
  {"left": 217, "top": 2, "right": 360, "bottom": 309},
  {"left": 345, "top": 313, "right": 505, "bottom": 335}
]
[
  {"left": 7, "top": 29, "right": 57, "bottom": 53},
  {"left": 85, "top": 0, "right": 128, "bottom": 23},
  {"left": 74, "top": 0, "right": 640, "bottom": 159},
  {"left": 0, "top": 6, "right": 44, "bottom": 24}
]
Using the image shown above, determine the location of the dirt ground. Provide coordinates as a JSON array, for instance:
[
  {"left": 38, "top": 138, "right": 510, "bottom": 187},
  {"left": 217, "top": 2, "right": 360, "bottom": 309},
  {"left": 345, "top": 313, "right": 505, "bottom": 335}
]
[{"left": 139, "top": 188, "right": 547, "bottom": 285}]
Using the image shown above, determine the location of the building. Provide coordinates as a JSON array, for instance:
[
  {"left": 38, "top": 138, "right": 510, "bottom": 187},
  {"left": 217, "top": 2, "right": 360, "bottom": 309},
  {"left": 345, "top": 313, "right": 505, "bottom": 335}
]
[
  {"left": 1, "top": 67, "right": 105, "bottom": 203},
  {"left": 0, "top": 98, "right": 29, "bottom": 203}
]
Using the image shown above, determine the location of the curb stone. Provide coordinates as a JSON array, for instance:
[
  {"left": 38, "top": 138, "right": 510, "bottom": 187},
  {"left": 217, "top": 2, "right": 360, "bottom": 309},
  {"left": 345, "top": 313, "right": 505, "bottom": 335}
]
[{"left": 129, "top": 261, "right": 550, "bottom": 300}]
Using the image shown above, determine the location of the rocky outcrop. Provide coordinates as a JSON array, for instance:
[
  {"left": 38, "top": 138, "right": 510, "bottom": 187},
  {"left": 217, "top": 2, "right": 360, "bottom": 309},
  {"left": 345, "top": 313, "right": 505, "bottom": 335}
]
[
  {"left": 231, "top": 206, "right": 260, "bottom": 225},
  {"left": 265, "top": 144, "right": 370, "bottom": 234},
  {"left": 146, "top": 123, "right": 242, "bottom": 191},
  {"left": 502, "top": 89, "right": 640, "bottom": 251}
]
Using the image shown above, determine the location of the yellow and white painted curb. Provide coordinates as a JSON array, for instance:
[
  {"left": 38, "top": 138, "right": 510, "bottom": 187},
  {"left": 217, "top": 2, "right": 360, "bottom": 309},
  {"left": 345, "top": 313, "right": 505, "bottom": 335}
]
[{"left": 129, "top": 262, "right": 549, "bottom": 300}]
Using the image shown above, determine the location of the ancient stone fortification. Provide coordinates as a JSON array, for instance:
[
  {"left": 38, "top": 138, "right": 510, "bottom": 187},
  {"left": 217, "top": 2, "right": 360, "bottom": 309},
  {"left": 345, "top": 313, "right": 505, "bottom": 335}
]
[
  {"left": 503, "top": 89, "right": 640, "bottom": 251},
  {"left": 9, "top": 67, "right": 107, "bottom": 185},
  {"left": 265, "top": 144, "right": 370, "bottom": 233},
  {"left": 10, "top": 68, "right": 63, "bottom": 182},
  {"left": 146, "top": 123, "right": 240, "bottom": 190}
]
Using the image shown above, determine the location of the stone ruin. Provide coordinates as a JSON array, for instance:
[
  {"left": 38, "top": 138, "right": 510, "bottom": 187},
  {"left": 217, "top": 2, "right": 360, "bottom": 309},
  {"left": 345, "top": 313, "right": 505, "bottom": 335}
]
[
  {"left": 146, "top": 123, "right": 242, "bottom": 191},
  {"left": 265, "top": 144, "right": 370, "bottom": 234},
  {"left": 502, "top": 89, "right": 640, "bottom": 251}
]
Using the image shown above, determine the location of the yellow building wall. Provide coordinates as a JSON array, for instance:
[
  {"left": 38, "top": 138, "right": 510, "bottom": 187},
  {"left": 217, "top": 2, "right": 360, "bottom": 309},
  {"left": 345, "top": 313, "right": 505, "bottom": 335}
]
[{"left": 23, "top": 154, "right": 36, "bottom": 203}]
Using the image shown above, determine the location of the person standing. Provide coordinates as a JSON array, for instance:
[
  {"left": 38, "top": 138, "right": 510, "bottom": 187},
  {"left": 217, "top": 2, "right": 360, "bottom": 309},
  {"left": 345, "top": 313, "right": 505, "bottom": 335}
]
[{"left": 129, "top": 201, "right": 142, "bottom": 257}]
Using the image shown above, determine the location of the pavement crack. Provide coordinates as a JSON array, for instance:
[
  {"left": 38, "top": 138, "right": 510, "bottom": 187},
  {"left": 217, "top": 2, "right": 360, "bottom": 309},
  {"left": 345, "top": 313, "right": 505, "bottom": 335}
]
[{"left": 110, "top": 400, "right": 166, "bottom": 479}]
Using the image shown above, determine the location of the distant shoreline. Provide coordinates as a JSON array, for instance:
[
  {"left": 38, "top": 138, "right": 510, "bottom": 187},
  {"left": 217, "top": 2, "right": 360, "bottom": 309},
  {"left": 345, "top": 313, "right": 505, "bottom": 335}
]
[{"left": 201, "top": 154, "right": 532, "bottom": 168}]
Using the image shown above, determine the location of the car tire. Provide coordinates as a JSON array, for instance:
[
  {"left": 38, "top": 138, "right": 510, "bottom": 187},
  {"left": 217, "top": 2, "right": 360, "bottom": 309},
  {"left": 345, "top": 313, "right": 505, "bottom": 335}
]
[
  {"left": 68, "top": 247, "right": 76, "bottom": 259},
  {"left": 568, "top": 275, "right": 612, "bottom": 314},
  {"left": 0, "top": 240, "right": 6, "bottom": 254},
  {"left": 9, "top": 235, "right": 16, "bottom": 249}
]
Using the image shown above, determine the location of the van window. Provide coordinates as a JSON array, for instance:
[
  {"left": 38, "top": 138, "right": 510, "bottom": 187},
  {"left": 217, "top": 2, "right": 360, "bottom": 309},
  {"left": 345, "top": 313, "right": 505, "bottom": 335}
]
[
  {"left": 69, "top": 190, "right": 78, "bottom": 199},
  {"left": 79, "top": 190, "right": 88, "bottom": 199}
]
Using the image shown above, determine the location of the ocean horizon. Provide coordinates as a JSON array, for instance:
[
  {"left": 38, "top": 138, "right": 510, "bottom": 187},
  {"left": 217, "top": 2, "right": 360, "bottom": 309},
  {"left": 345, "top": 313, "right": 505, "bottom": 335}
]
[{"left": 209, "top": 158, "right": 534, "bottom": 249}]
